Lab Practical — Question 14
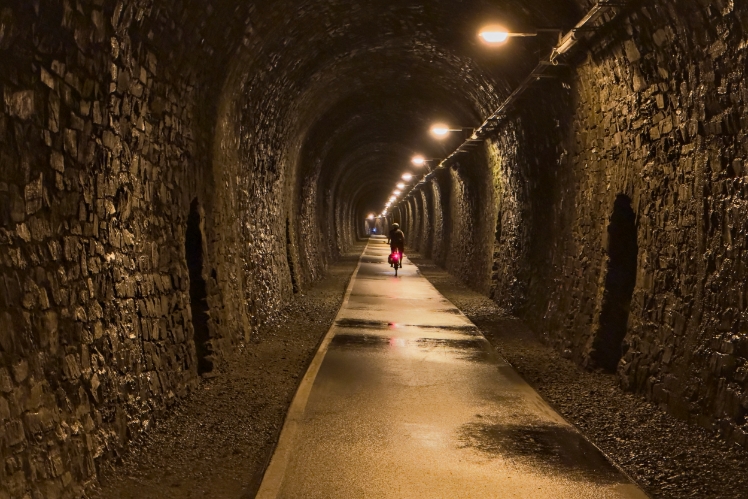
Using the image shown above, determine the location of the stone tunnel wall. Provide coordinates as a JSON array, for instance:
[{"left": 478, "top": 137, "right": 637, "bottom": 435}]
[
  {"left": 0, "top": 3, "right": 213, "bottom": 496},
  {"left": 403, "top": 0, "right": 748, "bottom": 449},
  {"left": 0, "top": 0, "right": 360, "bottom": 496}
]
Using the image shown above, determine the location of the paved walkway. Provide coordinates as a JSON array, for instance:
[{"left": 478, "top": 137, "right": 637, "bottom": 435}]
[{"left": 256, "top": 237, "right": 648, "bottom": 499}]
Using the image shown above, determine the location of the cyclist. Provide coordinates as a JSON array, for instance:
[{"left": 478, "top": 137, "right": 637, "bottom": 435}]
[{"left": 389, "top": 223, "right": 405, "bottom": 269}]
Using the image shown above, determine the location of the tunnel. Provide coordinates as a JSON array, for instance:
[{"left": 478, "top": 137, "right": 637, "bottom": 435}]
[{"left": 2, "top": 0, "right": 748, "bottom": 497}]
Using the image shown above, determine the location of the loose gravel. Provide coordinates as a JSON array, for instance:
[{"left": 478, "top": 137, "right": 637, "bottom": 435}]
[
  {"left": 89, "top": 244, "right": 365, "bottom": 499},
  {"left": 411, "top": 256, "right": 748, "bottom": 499}
]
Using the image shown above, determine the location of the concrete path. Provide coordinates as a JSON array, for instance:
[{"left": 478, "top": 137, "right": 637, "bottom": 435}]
[{"left": 256, "top": 237, "right": 648, "bottom": 499}]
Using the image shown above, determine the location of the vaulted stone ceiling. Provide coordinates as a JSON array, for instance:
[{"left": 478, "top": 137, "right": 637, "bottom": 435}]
[{"left": 148, "top": 0, "right": 583, "bottom": 219}]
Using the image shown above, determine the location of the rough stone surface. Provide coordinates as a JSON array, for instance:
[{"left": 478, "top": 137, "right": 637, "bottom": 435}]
[{"left": 397, "top": 0, "right": 748, "bottom": 453}]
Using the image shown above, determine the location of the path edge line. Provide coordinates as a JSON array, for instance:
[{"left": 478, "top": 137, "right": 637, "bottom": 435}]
[{"left": 254, "top": 240, "right": 370, "bottom": 499}]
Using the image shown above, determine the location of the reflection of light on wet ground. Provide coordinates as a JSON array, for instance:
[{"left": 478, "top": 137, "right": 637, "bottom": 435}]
[
  {"left": 332, "top": 333, "right": 492, "bottom": 365},
  {"left": 263, "top": 237, "right": 648, "bottom": 499},
  {"left": 389, "top": 337, "right": 406, "bottom": 348},
  {"left": 403, "top": 423, "right": 446, "bottom": 450}
]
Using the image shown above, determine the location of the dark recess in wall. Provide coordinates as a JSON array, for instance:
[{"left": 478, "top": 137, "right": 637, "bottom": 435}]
[
  {"left": 186, "top": 199, "right": 213, "bottom": 375},
  {"left": 287, "top": 219, "right": 300, "bottom": 294},
  {"left": 591, "top": 194, "right": 638, "bottom": 372}
]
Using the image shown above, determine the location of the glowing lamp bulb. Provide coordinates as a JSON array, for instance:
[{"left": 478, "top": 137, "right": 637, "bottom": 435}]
[
  {"left": 397, "top": 182, "right": 405, "bottom": 189},
  {"left": 480, "top": 30, "right": 509, "bottom": 43},
  {"left": 402, "top": 173, "right": 413, "bottom": 181},
  {"left": 431, "top": 125, "right": 450, "bottom": 137},
  {"left": 394, "top": 190, "right": 401, "bottom": 196},
  {"left": 412, "top": 155, "right": 426, "bottom": 166}
]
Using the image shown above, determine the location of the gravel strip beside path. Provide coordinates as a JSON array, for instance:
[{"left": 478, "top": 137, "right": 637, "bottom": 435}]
[
  {"left": 90, "top": 244, "right": 365, "bottom": 499},
  {"left": 412, "top": 257, "right": 748, "bottom": 499}
]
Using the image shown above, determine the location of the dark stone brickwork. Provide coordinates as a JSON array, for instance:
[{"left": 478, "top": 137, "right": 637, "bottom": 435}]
[
  {"left": 0, "top": 1, "right": 254, "bottom": 496},
  {"left": 0, "top": 0, "right": 363, "bottom": 496},
  {"left": 400, "top": 0, "right": 748, "bottom": 451},
  {"left": 540, "top": 0, "right": 748, "bottom": 447}
]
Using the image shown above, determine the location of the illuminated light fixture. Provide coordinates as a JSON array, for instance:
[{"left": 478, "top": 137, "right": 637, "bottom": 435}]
[
  {"left": 479, "top": 26, "right": 561, "bottom": 45},
  {"left": 412, "top": 155, "right": 426, "bottom": 166},
  {"left": 430, "top": 123, "right": 474, "bottom": 139},
  {"left": 479, "top": 30, "right": 510, "bottom": 43},
  {"left": 430, "top": 124, "right": 452, "bottom": 137},
  {"left": 367, "top": 214, "right": 375, "bottom": 220},
  {"left": 394, "top": 190, "right": 401, "bottom": 196},
  {"left": 396, "top": 182, "right": 405, "bottom": 189},
  {"left": 402, "top": 173, "right": 413, "bottom": 181}
]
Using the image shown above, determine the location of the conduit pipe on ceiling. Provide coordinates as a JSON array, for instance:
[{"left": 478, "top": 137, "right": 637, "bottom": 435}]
[{"left": 402, "top": 0, "right": 627, "bottom": 200}]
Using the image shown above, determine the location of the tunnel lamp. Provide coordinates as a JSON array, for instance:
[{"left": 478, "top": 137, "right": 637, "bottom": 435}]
[
  {"left": 397, "top": 182, "right": 406, "bottom": 189},
  {"left": 367, "top": 214, "right": 375, "bottom": 220},
  {"left": 402, "top": 173, "right": 413, "bottom": 181},
  {"left": 479, "top": 30, "right": 539, "bottom": 44},
  {"left": 479, "top": 27, "right": 562, "bottom": 45},
  {"left": 430, "top": 124, "right": 452, "bottom": 137},
  {"left": 430, "top": 124, "right": 473, "bottom": 139},
  {"left": 412, "top": 155, "right": 426, "bottom": 166},
  {"left": 394, "top": 190, "right": 402, "bottom": 196},
  {"left": 479, "top": 30, "right": 510, "bottom": 43}
]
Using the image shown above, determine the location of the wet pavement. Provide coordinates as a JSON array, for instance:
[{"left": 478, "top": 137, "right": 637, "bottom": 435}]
[{"left": 256, "top": 236, "right": 648, "bottom": 499}]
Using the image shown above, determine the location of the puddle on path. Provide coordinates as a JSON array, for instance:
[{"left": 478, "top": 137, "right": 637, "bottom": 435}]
[
  {"left": 458, "top": 420, "right": 624, "bottom": 484},
  {"left": 330, "top": 334, "right": 494, "bottom": 363}
]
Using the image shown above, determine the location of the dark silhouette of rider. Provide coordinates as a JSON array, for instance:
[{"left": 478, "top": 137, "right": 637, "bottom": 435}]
[{"left": 388, "top": 223, "right": 405, "bottom": 268}]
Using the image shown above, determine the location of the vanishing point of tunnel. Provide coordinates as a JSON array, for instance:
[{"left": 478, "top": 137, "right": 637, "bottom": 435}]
[{"left": 2, "top": 0, "right": 748, "bottom": 498}]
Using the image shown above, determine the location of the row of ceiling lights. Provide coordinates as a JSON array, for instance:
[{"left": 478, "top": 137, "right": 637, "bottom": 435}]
[
  {"left": 368, "top": 1, "right": 625, "bottom": 222},
  {"left": 368, "top": 24, "right": 540, "bottom": 221}
]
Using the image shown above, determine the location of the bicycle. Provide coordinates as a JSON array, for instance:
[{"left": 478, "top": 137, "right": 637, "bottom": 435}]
[{"left": 389, "top": 249, "right": 403, "bottom": 276}]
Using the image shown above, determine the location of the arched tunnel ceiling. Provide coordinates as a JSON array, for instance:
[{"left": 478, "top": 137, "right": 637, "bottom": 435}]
[{"left": 208, "top": 0, "right": 584, "bottom": 220}]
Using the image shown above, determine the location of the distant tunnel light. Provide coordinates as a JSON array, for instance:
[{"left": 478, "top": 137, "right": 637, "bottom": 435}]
[
  {"left": 394, "top": 190, "right": 402, "bottom": 196},
  {"left": 397, "top": 182, "right": 406, "bottom": 189},
  {"left": 479, "top": 30, "right": 509, "bottom": 43},
  {"left": 367, "top": 214, "right": 375, "bottom": 220},
  {"left": 402, "top": 173, "right": 413, "bottom": 181},
  {"left": 412, "top": 155, "right": 426, "bottom": 166}
]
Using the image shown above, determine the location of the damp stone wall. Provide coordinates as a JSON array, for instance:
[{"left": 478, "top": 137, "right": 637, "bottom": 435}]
[
  {"left": 539, "top": 0, "right": 748, "bottom": 446},
  {"left": 0, "top": 1, "right": 306, "bottom": 497},
  {"left": 404, "top": 0, "right": 748, "bottom": 450}
]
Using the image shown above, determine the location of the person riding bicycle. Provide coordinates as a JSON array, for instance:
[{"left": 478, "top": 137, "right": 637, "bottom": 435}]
[{"left": 389, "top": 223, "right": 405, "bottom": 269}]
